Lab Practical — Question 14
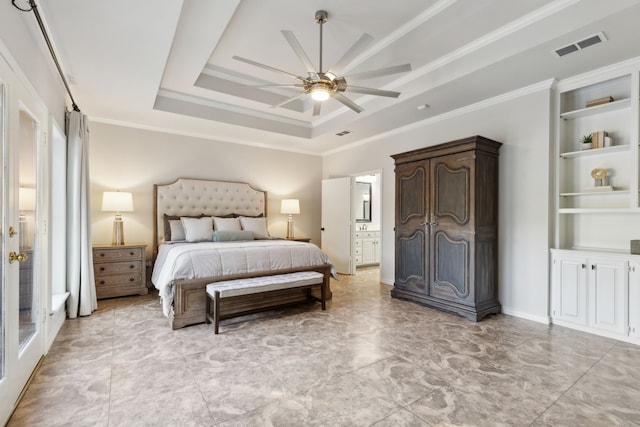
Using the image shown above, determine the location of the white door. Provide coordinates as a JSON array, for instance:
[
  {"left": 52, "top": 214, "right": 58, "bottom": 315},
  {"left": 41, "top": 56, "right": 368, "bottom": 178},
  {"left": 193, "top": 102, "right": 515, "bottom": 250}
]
[
  {"left": 552, "top": 254, "right": 588, "bottom": 326},
  {"left": 588, "top": 257, "right": 628, "bottom": 335},
  {"left": 0, "top": 56, "right": 46, "bottom": 425},
  {"left": 321, "top": 177, "right": 353, "bottom": 274}
]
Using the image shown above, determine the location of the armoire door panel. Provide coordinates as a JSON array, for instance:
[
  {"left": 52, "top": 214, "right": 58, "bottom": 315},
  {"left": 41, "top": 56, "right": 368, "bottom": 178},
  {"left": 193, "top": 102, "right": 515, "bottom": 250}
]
[
  {"left": 396, "top": 163, "right": 427, "bottom": 225},
  {"left": 433, "top": 159, "right": 471, "bottom": 226},
  {"left": 431, "top": 231, "right": 471, "bottom": 303},
  {"left": 395, "top": 229, "right": 427, "bottom": 293}
]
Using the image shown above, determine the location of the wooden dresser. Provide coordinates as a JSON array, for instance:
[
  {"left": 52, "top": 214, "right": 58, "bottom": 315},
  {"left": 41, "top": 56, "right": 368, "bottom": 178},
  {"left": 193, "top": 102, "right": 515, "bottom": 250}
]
[
  {"left": 391, "top": 136, "right": 501, "bottom": 321},
  {"left": 93, "top": 243, "right": 147, "bottom": 299}
]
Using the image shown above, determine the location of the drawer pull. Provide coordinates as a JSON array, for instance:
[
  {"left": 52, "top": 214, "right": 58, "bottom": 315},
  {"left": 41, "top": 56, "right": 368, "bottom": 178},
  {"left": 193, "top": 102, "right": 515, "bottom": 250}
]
[
  {"left": 100, "top": 280, "right": 105, "bottom": 285},
  {"left": 130, "top": 252, "right": 135, "bottom": 256},
  {"left": 129, "top": 278, "right": 135, "bottom": 282},
  {"left": 100, "top": 267, "right": 105, "bottom": 271},
  {"left": 130, "top": 265, "right": 135, "bottom": 269},
  {"left": 100, "top": 253, "right": 105, "bottom": 257}
]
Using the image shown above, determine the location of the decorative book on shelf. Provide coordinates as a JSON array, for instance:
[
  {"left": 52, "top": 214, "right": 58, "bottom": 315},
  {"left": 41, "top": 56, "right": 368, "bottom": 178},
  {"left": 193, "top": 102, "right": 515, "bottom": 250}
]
[
  {"left": 586, "top": 96, "right": 614, "bottom": 108},
  {"left": 591, "top": 130, "right": 609, "bottom": 149}
]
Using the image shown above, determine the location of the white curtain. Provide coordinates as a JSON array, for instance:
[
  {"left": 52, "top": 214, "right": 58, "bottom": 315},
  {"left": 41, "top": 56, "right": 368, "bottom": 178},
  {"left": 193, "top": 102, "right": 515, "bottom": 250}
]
[{"left": 65, "top": 110, "right": 97, "bottom": 318}]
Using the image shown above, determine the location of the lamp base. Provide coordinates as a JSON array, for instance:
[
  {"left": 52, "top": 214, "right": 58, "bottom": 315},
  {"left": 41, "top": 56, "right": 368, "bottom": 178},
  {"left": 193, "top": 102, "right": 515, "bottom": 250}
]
[
  {"left": 112, "top": 216, "right": 125, "bottom": 246},
  {"left": 286, "top": 216, "right": 294, "bottom": 239}
]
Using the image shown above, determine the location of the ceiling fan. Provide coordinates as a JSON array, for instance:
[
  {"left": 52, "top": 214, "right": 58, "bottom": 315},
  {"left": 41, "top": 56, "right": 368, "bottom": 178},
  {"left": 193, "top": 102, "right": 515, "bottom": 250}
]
[{"left": 233, "top": 10, "right": 411, "bottom": 115}]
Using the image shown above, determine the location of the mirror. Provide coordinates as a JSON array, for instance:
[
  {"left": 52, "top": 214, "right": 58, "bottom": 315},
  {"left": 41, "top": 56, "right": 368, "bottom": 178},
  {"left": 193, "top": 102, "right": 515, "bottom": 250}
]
[{"left": 354, "top": 182, "right": 371, "bottom": 222}]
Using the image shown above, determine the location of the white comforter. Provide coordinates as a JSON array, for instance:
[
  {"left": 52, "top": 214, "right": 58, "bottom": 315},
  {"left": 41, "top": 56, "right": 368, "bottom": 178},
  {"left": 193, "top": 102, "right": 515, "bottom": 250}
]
[{"left": 152, "top": 240, "right": 334, "bottom": 316}]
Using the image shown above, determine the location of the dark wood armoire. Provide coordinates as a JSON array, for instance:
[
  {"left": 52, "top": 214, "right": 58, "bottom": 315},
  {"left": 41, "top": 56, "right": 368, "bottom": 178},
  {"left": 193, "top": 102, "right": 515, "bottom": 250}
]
[{"left": 391, "top": 135, "right": 502, "bottom": 321}]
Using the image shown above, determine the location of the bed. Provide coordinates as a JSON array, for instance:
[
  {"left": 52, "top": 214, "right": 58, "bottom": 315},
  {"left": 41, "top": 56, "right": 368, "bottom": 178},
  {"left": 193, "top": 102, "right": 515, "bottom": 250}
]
[{"left": 151, "top": 178, "right": 334, "bottom": 329}]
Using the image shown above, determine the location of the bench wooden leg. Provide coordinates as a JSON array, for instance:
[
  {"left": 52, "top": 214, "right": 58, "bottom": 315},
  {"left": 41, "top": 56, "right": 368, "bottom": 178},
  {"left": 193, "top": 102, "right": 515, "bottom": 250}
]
[
  {"left": 321, "top": 281, "right": 326, "bottom": 310},
  {"left": 205, "top": 291, "right": 211, "bottom": 324},
  {"left": 214, "top": 290, "right": 220, "bottom": 334}
]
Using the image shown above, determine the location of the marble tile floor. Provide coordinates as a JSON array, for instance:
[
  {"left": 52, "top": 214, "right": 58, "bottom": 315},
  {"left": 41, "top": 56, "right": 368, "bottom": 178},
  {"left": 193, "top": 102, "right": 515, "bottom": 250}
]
[{"left": 8, "top": 267, "right": 640, "bottom": 426}]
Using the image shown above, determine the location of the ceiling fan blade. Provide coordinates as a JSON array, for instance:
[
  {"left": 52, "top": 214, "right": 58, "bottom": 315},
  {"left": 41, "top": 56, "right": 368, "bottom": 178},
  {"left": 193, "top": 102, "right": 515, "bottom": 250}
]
[
  {"left": 328, "top": 33, "right": 374, "bottom": 77},
  {"left": 313, "top": 102, "right": 322, "bottom": 116},
  {"left": 333, "top": 93, "right": 364, "bottom": 113},
  {"left": 344, "top": 86, "right": 401, "bottom": 98},
  {"left": 233, "top": 56, "right": 304, "bottom": 81},
  {"left": 281, "top": 30, "right": 318, "bottom": 76},
  {"left": 248, "top": 84, "right": 305, "bottom": 88},
  {"left": 343, "top": 64, "right": 412, "bottom": 82},
  {"left": 271, "top": 92, "right": 307, "bottom": 108}
]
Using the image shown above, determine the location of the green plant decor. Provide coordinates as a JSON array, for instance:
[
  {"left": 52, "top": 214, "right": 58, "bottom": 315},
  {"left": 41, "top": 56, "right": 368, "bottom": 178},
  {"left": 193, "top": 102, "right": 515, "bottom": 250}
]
[{"left": 581, "top": 134, "right": 593, "bottom": 144}]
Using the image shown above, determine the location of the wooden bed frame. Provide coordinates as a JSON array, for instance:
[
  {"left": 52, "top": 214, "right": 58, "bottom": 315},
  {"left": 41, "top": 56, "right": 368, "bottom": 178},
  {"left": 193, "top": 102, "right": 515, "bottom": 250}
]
[{"left": 152, "top": 178, "right": 332, "bottom": 329}]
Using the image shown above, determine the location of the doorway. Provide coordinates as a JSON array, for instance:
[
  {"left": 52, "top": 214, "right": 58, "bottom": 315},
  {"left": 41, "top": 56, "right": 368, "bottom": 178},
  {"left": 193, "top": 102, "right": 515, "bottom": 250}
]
[{"left": 353, "top": 172, "right": 381, "bottom": 276}]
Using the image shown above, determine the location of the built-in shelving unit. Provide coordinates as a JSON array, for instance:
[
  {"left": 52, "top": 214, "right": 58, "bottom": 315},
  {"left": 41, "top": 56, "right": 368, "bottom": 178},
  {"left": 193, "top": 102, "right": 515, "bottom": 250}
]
[{"left": 551, "top": 60, "right": 640, "bottom": 344}]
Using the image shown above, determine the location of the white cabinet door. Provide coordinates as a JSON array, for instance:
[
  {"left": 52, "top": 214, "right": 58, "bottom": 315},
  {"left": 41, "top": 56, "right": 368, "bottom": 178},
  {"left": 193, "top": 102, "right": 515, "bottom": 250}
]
[
  {"left": 552, "top": 254, "right": 588, "bottom": 326},
  {"left": 628, "top": 260, "right": 639, "bottom": 338},
  {"left": 362, "top": 238, "right": 376, "bottom": 264},
  {"left": 588, "top": 257, "right": 628, "bottom": 335}
]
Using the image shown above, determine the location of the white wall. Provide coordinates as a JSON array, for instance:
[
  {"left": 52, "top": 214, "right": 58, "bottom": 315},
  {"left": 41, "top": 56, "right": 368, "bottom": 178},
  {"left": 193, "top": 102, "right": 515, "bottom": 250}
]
[
  {"left": 0, "top": 2, "right": 67, "bottom": 125},
  {"left": 323, "top": 87, "right": 553, "bottom": 322},
  {"left": 89, "top": 122, "right": 323, "bottom": 259}
]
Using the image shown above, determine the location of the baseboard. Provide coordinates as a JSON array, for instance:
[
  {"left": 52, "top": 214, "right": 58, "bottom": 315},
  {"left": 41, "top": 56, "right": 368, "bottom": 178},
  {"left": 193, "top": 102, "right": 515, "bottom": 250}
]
[
  {"left": 501, "top": 306, "right": 550, "bottom": 325},
  {"left": 380, "top": 276, "right": 394, "bottom": 286}
]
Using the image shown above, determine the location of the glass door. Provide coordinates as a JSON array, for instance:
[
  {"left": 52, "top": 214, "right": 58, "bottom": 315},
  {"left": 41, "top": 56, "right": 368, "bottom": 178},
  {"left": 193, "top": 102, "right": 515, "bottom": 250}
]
[
  {"left": 17, "top": 109, "right": 39, "bottom": 354},
  {"left": 0, "top": 55, "right": 46, "bottom": 425}
]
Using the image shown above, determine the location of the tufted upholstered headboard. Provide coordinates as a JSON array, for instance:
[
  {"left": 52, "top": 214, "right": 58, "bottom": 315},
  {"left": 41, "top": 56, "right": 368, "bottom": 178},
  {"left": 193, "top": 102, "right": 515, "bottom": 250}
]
[{"left": 153, "top": 178, "right": 266, "bottom": 257}]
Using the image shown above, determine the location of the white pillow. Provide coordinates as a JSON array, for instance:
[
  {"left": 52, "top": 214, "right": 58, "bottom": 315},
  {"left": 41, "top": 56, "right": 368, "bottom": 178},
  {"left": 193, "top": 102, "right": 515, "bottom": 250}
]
[
  {"left": 239, "top": 216, "right": 269, "bottom": 239},
  {"left": 169, "top": 220, "right": 186, "bottom": 241},
  {"left": 212, "top": 216, "right": 241, "bottom": 231},
  {"left": 181, "top": 217, "right": 213, "bottom": 242}
]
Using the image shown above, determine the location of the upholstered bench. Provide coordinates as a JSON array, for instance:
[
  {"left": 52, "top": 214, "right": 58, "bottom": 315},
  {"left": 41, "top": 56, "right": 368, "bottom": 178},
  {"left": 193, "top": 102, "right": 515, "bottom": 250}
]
[{"left": 205, "top": 271, "right": 326, "bottom": 334}]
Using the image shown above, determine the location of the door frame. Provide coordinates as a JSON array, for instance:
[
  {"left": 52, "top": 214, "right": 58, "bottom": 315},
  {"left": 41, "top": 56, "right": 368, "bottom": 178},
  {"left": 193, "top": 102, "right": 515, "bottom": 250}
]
[{"left": 350, "top": 169, "right": 383, "bottom": 279}]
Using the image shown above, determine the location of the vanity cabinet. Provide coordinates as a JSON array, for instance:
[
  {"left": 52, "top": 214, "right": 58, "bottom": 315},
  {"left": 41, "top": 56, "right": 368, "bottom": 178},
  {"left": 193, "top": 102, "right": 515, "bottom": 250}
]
[
  {"left": 391, "top": 136, "right": 502, "bottom": 321},
  {"left": 355, "top": 230, "right": 380, "bottom": 266},
  {"left": 551, "top": 249, "right": 637, "bottom": 340}
]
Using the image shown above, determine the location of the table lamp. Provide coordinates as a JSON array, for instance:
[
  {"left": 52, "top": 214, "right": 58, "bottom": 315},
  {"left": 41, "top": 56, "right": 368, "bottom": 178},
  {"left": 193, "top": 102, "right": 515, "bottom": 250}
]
[
  {"left": 102, "top": 191, "right": 133, "bottom": 245},
  {"left": 280, "top": 199, "right": 300, "bottom": 239}
]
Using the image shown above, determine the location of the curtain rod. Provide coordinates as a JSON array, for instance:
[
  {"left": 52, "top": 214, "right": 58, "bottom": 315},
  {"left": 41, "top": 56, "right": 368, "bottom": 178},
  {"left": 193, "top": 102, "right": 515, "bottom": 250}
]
[{"left": 12, "top": 0, "right": 80, "bottom": 112}]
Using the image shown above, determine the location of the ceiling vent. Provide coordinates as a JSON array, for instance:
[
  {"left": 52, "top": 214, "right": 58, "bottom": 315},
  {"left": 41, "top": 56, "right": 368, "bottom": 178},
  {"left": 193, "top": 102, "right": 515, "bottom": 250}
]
[
  {"left": 553, "top": 32, "right": 607, "bottom": 57},
  {"left": 336, "top": 130, "right": 351, "bottom": 136}
]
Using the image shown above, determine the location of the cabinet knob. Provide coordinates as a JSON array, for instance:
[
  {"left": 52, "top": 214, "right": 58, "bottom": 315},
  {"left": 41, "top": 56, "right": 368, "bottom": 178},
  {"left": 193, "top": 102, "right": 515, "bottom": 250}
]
[
  {"left": 129, "top": 278, "right": 135, "bottom": 282},
  {"left": 100, "top": 280, "right": 105, "bottom": 285},
  {"left": 581, "top": 264, "right": 586, "bottom": 269},
  {"left": 100, "top": 253, "right": 105, "bottom": 257},
  {"left": 129, "top": 265, "right": 135, "bottom": 269},
  {"left": 100, "top": 267, "right": 105, "bottom": 271},
  {"left": 591, "top": 264, "right": 596, "bottom": 270}
]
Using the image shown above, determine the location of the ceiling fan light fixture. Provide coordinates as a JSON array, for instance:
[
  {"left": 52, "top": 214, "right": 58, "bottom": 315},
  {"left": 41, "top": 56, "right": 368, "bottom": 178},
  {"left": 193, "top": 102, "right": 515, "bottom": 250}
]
[{"left": 311, "top": 86, "right": 330, "bottom": 101}]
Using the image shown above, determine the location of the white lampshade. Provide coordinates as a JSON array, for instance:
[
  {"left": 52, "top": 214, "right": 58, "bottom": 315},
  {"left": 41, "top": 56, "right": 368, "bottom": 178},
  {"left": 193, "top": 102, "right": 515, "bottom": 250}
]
[
  {"left": 102, "top": 191, "right": 134, "bottom": 212},
  {"left": 280, "top": 199, "right": 300, "bottom": 215},
  {"left": 19, "top": 187, "right": 36, "bottom": 211}
]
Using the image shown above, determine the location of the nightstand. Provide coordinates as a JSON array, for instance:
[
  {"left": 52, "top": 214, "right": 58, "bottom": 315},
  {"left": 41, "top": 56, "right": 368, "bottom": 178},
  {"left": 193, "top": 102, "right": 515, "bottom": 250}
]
[
  {"left": 285, "top": 237, "right": 311, "bottom": 243},
  {"left": 93, "top": 243, "right": 147, "bottom": 299}
]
